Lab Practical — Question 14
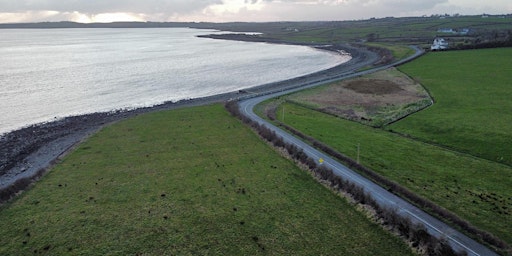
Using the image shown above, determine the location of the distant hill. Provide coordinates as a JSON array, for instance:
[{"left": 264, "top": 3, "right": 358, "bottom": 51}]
[{"left": 0, "top": 21, "right": 195, "bottom": 29}]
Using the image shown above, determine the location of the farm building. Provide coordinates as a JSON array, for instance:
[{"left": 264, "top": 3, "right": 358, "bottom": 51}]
[{"left": 431, "top": 38, "right": 449, "bottom": 50}]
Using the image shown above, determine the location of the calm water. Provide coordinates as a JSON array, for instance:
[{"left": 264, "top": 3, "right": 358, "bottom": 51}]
[{"left": 0, "top": 28, "right": 349, "bottom": 135}]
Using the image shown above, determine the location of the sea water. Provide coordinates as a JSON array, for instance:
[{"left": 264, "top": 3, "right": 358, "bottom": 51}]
[{"left": 0, "top": 28, "right": 348, "bottom": 135}]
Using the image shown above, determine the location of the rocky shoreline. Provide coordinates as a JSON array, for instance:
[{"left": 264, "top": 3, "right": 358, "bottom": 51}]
[{"left": 0, "top": 41, "right": 380, "bottom": 203}]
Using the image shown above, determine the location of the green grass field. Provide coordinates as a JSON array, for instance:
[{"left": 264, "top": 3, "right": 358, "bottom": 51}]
[
  {"left": 274, "top": 102, "right": 512, "bottom": 245},
  {"left": 0, "top": 104, "right": 412, "bottom": 255},
  {"left": 260, "top": 48, "right": 512, "bottom": 246},
  {"left": 392, "top": 48, "right": 512, "bottom": 165}
]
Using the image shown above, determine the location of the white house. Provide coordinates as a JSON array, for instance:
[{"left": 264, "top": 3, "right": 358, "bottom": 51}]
[
  {"left": 437, "top": 28, "right": 455, "bottom": 33},
  {"left": 431, "top": 38, "right": 449, "bottom": 50},
  {"left": 459, "top": 28, "right": 470, "bottom": 35}
]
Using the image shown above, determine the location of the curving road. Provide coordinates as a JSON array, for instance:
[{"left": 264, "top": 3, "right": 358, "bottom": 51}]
[{"left": 238, "top": 46, "right": 497, "bottom": 256}]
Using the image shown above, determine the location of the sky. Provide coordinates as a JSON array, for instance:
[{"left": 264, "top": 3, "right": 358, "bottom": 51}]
[{"left": 0, "top": 0, "right": 510, "bottom": 24}]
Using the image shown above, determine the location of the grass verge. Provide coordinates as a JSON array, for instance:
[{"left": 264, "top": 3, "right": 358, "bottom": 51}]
[{"left": 0, "top": 104, "right": 412, "bottom": 255}]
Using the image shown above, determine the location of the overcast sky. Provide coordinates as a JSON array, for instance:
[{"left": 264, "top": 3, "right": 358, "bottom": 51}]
[{"left": 0, "top": 0, "right": 510, "bottom": 23}]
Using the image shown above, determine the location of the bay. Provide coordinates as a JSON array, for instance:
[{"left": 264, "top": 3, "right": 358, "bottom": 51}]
[{"left": 0, "top": 28, "right": 349, "bottom": 135}]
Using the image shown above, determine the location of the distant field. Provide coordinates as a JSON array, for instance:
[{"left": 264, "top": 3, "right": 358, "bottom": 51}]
[
  {"left": 392, "top": 48, "right": 512, "bottom": 165},
  {"left": 0, "top": 104, "right": 412, "bottom": 255},
  {"left": 226, "top": 15, "right": 512, "bottom": 45}
]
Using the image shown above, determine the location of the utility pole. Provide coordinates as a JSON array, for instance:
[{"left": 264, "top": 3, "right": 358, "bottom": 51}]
[
  {"left": 282, "top": 106, "right": 285, "bottom": 122},
  {"left": 357, "top": 143, "right": 360, "bottom": 164}
]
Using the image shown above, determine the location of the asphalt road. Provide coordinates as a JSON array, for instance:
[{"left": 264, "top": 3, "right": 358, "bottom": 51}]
[{"left": 237, "top": 46, "right": 498, "bottom": 256}]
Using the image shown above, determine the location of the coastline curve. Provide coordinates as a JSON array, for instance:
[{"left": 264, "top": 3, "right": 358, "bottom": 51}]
[{"left": 0, "top": 42, "right": 375, "bottom": 202}]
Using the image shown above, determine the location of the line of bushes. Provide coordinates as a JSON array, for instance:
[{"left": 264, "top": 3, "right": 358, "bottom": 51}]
[
  {"left": 262, "top": 103, "right": 510, "bottom": 254},
  {"left": 225, "top": 100, "right": 468, "bottom": 255},
  {"left": 451, "top": 40, "right": 512, "bottom": 51},
  {"left": 357, "top": 44, "right": 395, "bottom": 66}
]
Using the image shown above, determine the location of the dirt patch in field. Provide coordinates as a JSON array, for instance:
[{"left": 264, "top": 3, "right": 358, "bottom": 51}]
[
  {"left": 312, "top": 78, "right": 425, "bottom": 107},
  {"left": 344, "top": 79, "right": 403, "bottom": 95},
  {"left": 287, "top": 68, "right": 432, "bottom": 126}
]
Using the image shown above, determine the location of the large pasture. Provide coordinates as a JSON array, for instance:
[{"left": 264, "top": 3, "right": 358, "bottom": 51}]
[
  {"left": 0, "top": 104, "right": 412, "bottom": 255},
  {"left": 392, "top": 48, "right": 512, "bottom": 166}
]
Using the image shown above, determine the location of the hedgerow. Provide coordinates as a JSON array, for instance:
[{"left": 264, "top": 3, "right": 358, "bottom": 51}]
[{"left": 225, "top": 100, "right": 468, "bottom": 255}]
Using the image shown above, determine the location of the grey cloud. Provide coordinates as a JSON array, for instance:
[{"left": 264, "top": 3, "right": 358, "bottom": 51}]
[
  {"left": 374, "top": 0, "right": 448, "bottom": 12},
  {"left": 248, "top": 0, "right": 450, "bottom": 21},
  {"left": 0, "top": 0, "right": 503, "bottom": 23},
  {"left": 260, "top": 0, "right": 447, "bottom": 10},
  {"left": 0, "top": 0, "right": 222, "bottom": 14},
  {"left": 258, "top": 0, "right": 449, "bottom": 18}
]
